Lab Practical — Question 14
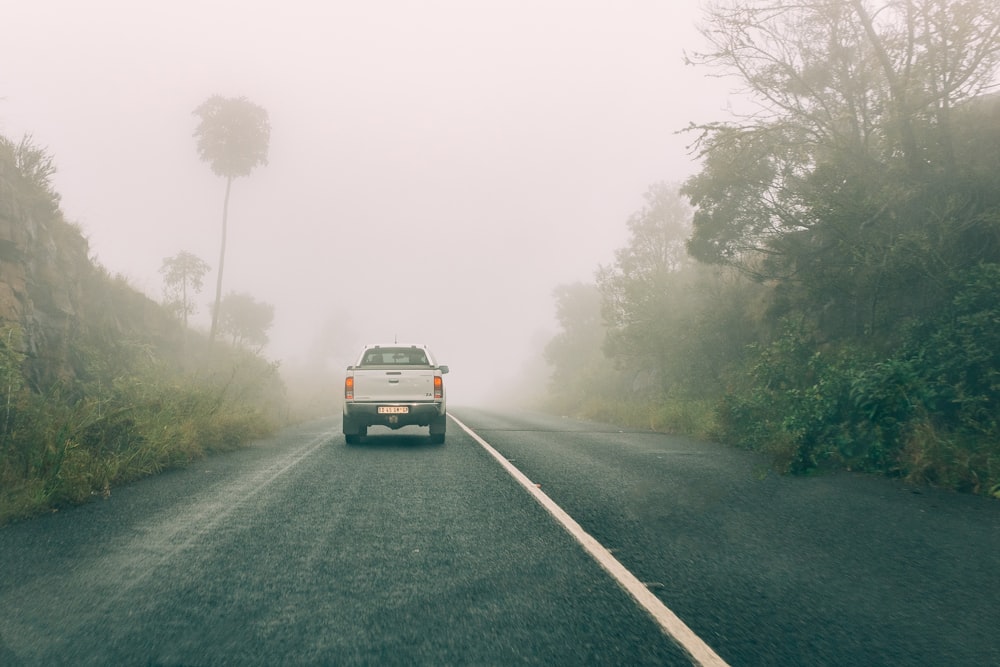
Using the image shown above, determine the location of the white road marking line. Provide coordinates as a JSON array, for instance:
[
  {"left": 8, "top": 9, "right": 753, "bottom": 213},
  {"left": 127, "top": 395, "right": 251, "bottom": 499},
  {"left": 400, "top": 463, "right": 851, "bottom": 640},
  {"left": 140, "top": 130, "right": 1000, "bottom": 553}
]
[{"left": 450, "top": 414, "right": 730, "bottom": 667}]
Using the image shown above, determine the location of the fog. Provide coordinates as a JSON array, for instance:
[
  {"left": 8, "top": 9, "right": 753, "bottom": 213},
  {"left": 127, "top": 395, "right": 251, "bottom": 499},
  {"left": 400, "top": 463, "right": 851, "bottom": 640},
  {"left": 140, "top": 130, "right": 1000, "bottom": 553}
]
[{"left": 1, "top": 1, "right": 730, "bottom": 405}]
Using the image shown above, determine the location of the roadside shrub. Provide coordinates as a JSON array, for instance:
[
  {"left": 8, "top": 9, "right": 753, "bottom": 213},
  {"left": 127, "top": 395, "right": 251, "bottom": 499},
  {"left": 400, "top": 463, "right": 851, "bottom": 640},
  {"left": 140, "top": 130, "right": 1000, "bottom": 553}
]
[
  {"left": 555, "top": 393, "right": 717, "bottom": 441},
  {"left": 648, "top": 398, "right": 717, "bottom": 439},
  {"left": 0, "top": 342, "right": 284, "bottom": 525},
  {"left": 888, "top": 264, "right": 1000, "bottom": 491},
  {"left": 715, "top": 322, "right": 896, "bottom": 474},
  {"left": 715, "top": 266, "right": 1000, "bottom": 494},
  {"left": 899, "top": 419, "right": 998, "bottom": 495}
]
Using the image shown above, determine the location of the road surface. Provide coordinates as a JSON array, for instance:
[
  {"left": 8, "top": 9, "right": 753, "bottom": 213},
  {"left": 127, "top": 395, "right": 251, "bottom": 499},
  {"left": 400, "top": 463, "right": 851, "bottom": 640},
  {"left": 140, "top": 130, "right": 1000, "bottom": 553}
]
[{"left": 1, "top": 408, "right": 997, "bottom": 665}]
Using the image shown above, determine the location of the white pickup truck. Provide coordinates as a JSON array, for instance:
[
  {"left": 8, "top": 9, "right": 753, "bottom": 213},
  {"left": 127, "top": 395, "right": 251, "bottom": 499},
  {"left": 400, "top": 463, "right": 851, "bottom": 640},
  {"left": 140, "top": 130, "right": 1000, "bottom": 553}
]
[{"left": 342, "top": 344, "right": 450, "bottom": 444}]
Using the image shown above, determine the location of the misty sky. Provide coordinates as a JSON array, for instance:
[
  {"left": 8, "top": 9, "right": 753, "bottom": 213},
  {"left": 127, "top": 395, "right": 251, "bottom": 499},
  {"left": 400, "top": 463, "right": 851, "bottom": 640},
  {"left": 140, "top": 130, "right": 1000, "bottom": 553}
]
[{"left": 1, "top": 1, "right": 732, "bottom": 403}]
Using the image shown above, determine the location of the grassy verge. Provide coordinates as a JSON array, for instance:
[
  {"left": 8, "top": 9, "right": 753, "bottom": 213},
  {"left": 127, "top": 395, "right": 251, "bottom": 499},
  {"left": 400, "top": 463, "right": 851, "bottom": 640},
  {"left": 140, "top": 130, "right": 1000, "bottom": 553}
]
[
  {"left": 0, "top": 340, "right": 285, "bottom": 525},
  {"left": 548, "top": 395, "right": 719, "bottom": 442}
]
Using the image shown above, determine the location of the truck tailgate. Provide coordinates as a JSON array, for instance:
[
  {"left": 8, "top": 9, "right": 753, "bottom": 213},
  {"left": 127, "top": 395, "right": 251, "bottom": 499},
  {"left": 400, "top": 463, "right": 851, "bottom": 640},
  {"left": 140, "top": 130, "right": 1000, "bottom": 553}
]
[{"left": 352, "top": 370, "right": 436, "bottom": 402}]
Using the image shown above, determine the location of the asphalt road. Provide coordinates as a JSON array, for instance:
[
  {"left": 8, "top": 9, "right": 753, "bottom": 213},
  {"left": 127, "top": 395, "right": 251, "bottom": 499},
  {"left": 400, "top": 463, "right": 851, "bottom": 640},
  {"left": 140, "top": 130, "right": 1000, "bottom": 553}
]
[{"left": 1, "top": 408, "right": 998, "bottom": 666}]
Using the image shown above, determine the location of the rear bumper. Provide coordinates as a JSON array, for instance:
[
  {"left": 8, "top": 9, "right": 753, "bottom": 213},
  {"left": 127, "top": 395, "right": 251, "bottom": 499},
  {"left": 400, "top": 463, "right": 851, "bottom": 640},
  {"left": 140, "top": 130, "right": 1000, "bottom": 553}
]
[{"left": 343, "top": 402, "right": 445, "bottom": 429}]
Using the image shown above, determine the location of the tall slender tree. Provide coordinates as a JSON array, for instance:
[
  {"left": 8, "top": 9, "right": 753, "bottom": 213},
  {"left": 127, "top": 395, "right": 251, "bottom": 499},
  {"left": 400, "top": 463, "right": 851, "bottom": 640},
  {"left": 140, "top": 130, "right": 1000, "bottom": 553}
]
[
  {"left": 159, "top": 251, "right": 210, "bottom": 329},
  {"left": 192, "top": 95, "right": 270, "bottom": 342}
]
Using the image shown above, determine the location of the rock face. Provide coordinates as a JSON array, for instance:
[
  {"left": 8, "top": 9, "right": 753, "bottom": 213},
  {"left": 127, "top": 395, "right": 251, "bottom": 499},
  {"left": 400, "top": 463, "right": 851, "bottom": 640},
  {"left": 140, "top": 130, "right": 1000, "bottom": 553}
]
[{"left": 0, "top": 140, "right": 181, "bottom": 391}]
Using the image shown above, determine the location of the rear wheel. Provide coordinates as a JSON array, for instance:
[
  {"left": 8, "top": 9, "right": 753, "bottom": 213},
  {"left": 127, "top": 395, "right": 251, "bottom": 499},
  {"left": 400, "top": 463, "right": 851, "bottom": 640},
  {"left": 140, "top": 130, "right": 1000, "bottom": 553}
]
[
  {"left": 429, "top": 414, "right": 447, "bottom": 432},
  {"left": 429, "top": 415, "right": 446, "bottom": 444},
  {"left": 343, "top": 417, "right": 365, "bottom": 445}
]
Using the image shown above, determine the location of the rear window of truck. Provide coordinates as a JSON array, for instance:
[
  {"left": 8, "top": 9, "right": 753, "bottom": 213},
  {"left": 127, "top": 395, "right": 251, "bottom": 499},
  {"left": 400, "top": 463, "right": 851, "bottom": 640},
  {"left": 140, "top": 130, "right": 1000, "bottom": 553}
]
[{"left": 360, "top": 348, "right": 430, "bottom": 366}]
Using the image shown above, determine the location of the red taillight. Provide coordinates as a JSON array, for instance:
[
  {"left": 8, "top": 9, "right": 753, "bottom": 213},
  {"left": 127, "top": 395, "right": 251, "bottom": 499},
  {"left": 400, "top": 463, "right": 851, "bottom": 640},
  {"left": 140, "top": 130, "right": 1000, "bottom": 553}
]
[
  {"left": 345, "top": 376, "right": 354, "bottom": 400},
  {"left": 433, "top": 375, "right": 443, "bottom": 399}
]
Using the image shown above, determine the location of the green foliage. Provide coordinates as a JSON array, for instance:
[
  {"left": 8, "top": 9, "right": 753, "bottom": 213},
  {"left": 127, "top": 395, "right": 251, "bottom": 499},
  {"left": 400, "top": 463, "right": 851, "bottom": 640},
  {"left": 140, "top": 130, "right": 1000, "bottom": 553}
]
[
  {"left": 716, "top": 322, "right": 885, "bottom": 473},
  {"left": 714, "top": 265, "right": 1000, "bottom": 494},
  {"left": 683, "top": 124, "right": 795, "bottom": 268},
  {"left": 684, "top": 0, "right": 1000, "bottom": 343},
  {"left": 192, "top": 96, "right": 270, "bottom": 179},
  {"left": 216, "top": 291, "right": 275, "bottom": 351},
  {"left": 0, "top": 326, "right": 26, "bottom": 445},
  {"left": 0, "top": 134, "right": 61, "bottom": 217},
  {"left": 911, "top": 264, "right": 1000, "bottom": 430},
  {"left": 901, "top": 421, "right": 999, "bottom": 496},
  {"left": 544, "top": 283, "right": 614, "bottom": 409},
  {"left": 0, "top": 344, "right": 283, "bottom": 525},
  {"left": 544, "top": 189, "right": 760, "bottom": 438},
  {"left": 160, "top": 251, "right": 210, "bottom": 327},
  {"left": 578, "top": 396, "right": 718, "bottom": 441},
  {"left": 597, "top": 183, "right": 718, "bottom": 396}
]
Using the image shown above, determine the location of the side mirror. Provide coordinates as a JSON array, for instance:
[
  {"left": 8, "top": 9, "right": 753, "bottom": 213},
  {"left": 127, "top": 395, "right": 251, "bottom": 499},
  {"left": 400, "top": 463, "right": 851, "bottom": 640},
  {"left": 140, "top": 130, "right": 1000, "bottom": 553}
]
[{"left": 438, "top": 365, "right": 450, "bottom": 375}]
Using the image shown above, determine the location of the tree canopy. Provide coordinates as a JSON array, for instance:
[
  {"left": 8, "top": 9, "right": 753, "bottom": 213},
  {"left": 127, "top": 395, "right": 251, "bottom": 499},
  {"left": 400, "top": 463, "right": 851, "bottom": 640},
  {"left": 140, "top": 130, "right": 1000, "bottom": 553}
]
[
  {"left": 160, "top": 251, "right": 210, "bottom": 329},
  {"left": 192, "top": 96, "right": 270, "bottom": 179},
  {"left": 597, "top": 183, "right": 693, "bottom": 378},
  {"left": 683, "top": 0, "right": 1000, "bottom": 341},
  {"left": 216, "top": 292, "right": 274, "bottom": 352}
]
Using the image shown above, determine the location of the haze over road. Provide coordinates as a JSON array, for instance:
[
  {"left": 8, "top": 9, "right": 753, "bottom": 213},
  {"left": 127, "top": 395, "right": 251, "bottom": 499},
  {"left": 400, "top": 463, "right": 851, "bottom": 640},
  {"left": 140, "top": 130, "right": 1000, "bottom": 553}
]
[
  {"left": 0, "top": 2, "right": 730, "bottom": 404},
  {"left": 2, "top": 409, "right": 998, "bottom": 665}
]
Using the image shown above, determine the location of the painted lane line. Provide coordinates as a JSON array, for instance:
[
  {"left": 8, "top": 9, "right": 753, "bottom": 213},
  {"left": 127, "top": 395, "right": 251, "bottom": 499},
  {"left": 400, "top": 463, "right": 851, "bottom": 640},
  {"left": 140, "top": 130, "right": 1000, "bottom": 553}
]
[{"left": 450, "top": 415, "right": 729, "bottom": 667}]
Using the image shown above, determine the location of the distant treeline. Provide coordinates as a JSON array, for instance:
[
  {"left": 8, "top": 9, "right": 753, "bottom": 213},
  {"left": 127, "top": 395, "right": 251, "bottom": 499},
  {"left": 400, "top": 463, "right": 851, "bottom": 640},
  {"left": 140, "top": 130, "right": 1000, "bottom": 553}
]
[{"left": 544, "top": 0, "right": 1000, "bottom": 497}]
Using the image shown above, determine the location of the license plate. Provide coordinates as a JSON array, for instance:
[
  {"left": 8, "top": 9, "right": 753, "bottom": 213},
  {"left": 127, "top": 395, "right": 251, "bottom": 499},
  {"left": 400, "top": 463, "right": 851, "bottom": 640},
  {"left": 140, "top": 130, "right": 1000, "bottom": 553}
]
[{"left": 378, "top": 406, "right": 409, "bottom": 414}]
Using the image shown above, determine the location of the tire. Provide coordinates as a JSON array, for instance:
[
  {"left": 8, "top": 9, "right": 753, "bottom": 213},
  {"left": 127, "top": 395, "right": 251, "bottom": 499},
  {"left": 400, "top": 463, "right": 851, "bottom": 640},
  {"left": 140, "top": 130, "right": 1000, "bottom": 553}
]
[
  {"left": 429, "top": 415, "right": 446, "bottom": 445},
  {"left": 343, "top": 416, "right": 364, "bottom": 445}
]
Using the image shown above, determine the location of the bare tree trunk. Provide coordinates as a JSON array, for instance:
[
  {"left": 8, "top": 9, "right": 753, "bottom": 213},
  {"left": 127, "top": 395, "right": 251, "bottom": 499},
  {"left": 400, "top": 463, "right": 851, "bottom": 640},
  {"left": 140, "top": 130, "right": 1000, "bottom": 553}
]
[
  {"left": 181, "top": 272, "right": 189, "bottom": 330},
  {"left": 209, "top": 176, "right": 233, "bottom": 343},
  {"left": 849, "top": 0, "right": 922, "bottom": 175}
]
